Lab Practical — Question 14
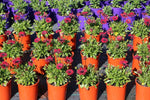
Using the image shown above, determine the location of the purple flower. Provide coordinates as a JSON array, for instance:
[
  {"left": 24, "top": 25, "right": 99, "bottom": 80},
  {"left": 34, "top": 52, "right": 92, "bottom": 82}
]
[{"left": 24, "top": 0, "right": 31, "bottom": 3}]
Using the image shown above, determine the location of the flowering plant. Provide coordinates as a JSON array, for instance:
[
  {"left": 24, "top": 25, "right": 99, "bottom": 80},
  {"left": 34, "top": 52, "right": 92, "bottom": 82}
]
[
  {"left": 44, "top": 62, "right": 74, "bottom": 86},
  {"left": 9, "top": 0, "right": 28, "bottom": 14},
  {"left": 107, "top": 40, "right": 128, "bottom": 58},
  {"left": 76, "top": 64, "right": 99, "bottom": 89},
  {"left": 79, "top": 37, "right": 102, "bottom": 59},
  {"left": 0, "top": 61, "right": 12, "bottom": 86},
  {"left": 33, "top": 17, "right": 54, "bottom": 38},
  {"left": 109, "top": 21, "right": 128, "bottom": 38},
  {"left": 146, "top": 5, "right": 150, "bottom": 16},
  {"left": 52, "top": 37, "right": 72, "bottom": 57},
  {"left": 84, "top": 17, "right": 103, "bottom": 36},
  {"left": 0, "top": 3, "right": 7, "bottom": 15},
  {"left": 32, "top": 38, "right": 52, "bottom": 59},
  {"left": 135, "top": 65, "right": 150, "bottom": 87},
  {"left": 0, "top": 17, "right": 8, "bottom": 35},
  {"left": 2, "top": 40, "right": 23, "bottom": 58},
  {"left": 90, "top": 0, "right": 101, "bottom": 8},
  {"left": 47, "top": 0, "right": 58, "bottom": 8},
  {"left": 122, "top": 2, "right": 135, "bottom": 14},
  {"left": 130, "top": 19, "right": 150, "bottom": 39},
  {"left": 12, "top": 19, "right": 33, "bottom": 36},
  {"left": 68, "top": 0, "right": 84, "bottom": 9},
  {"left": 103, "top": 6, "right": 113, "bottom": 17},
  {"left": 129, "top": 0, "right": 146, "bottom": 8},
  {"left": 59, "top": 17, "right": 79, "bottom": 37},
  {"left": 111, "top": 0, "right": 124, "bottom": 8},
  {"left": 14, "top": 62, "right": 37, "bottom": 86},
  {"left": 104, "top": 65, "right": 132, "bottom": 87},
  {"left": 79, "top": 5, "right": 92, "bottom": 16}
]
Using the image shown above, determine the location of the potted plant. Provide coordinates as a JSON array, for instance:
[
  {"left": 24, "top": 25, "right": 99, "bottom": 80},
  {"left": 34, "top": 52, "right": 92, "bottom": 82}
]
[
  {"left": 134, "top": 65, "right": 150, "bottom": 100},
  {"left": 33, "top": 17, "right": 54, "bottom": 41},
  {"left": 106, "top": 40, "right": 129, "bottom": 68},
  {"left": 79, "top": 37, "right": 102, "bottom": 69},
  {"left": 0, "top": 61, "right": 12, "bottom": 100},
  {"left": 130, "top": 19, "right": 150, "bottom": 51},
  {"left": 108, "top": 21, "right": 128, "bottom": 40},
  {"left": 59, "top": 17, "right": 79, "bottom": 50},
  {"left": 102, "top": 5, "right": 113, "bottom": 19},
  {"left": 84, "top": 17, "right": 103, "bottom": 41},
  {"left": 0, "top": 3, "right": 9, "bottom": 19},
  {"left": 12, "top": 19, "right": 33, "bottom": 51},
  {"left": 31, "top": 38, "right": 53, "bottom": 74},
  {"left": 14, "top": 62, "right": 39, "bottom": 100},
  {"left": 103, "top": 65, "right": 132, "bottom": 100},
  {"left": 44, "top": 62, "right": 74, "bottom": 100},
  {"left": 52, "top": 37, "right": 73, "bottom": 65},
  {"left": 2, "top": 39, "right": 23, "bottom": 74},
  {"left": 143, "top": 5, "right": 150, "bottom": 18},
  {"left": 76, "top": 64, "right": 99, "bottom": 100}
]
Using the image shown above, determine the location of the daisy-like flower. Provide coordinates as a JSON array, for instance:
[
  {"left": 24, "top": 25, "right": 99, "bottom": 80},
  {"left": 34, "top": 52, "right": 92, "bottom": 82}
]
[
  {"left": 144, "top": 18, "right": 150, "bottom": 26},
  {"left": 1, "top": 61, "right": 9, "bottom": 69},
  {"left": 34, "top": 11, "right": 41, "bottom": 15},
  {"left": 128, "top": 12, "right": 135, "bottom": 17},
  {"left": 46, "top": 17, "right": 52, "bottom": 23},
  {"left": 116, "top": 36, "right": 123, "bottom": 41},
  {"left": 120, "top": 60, "right": 128, "bottom": 68},
  {"left": 12, "top": 57, "right": 22, "bottom": 66},
  {"left": 97, "top": 9, "right": 103, "bottom": 15},
  {"left": 0, "top": 52, "right": 7, "bottom": 58},
  {"left": 126, "top": 19, "right": 131, "bottom": 24},
  {"left": 56, "top": 63, "right": 63, "bottom": 69},
  {"left": 133, "top": 55, "right": 141, "bottom": 60},
  {"left": 34, "top": 38, "right": 40, "bottom": 43},
  {"left": 14, "top": 15, "right": 21, "bottom": 20},
  {"left": 5, "top": 30, "right": 11, "bottom": 35},
  {"left": 121, "top": 12, "right": 127, "bottom": 18},
  {"left": 112, "top": 16, "right": 118, "bottom": 21},
  {"left": 77, "top": 67, "right": 87, "bottom": 75},
  {"left": 7, "top": 40, "right": 16, "bottom": 45},
  {"left": 42, "top": 31, "right": 48, "bottom": 35},
  {"left": 100, "top": 19, "right": 107, "bottom": 24},
  {"left": 28, "top": 61, "right": 33, "bottom": 66},
  {"left": 64, "top": 17, "right": 71, "bottom": 23},
  {"left": 54, "top": 49, "right": 61, "bottom": 54},
  {"left": 79, "top": 37, "right": 87, "bottom": 42},
  {"left": 19, "top": 31, "right": 26, "bottom": 37},
  {"left": 65, "top": 57, "right": 73, "bottom": 64},
  {"left": 101, "top": 38, "right": 108, "bottom": 43},
  {"left": 58, "top": 37, "right": 65, "bottom": 44},
  {"left": 66, "top": 69, "right": 74, "bottom": 75},
  {"left": 46, "top": 56, "right": 53, "bottom": 62},
  {"left": 81, "top": 12, "right": 88, "bottom": 16}
]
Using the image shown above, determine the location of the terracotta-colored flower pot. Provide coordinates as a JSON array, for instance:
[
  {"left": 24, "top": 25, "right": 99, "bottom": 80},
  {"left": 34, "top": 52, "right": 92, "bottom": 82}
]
[
  {"left": 18, "top": 79, "right": 39, "bottom": 100},
  {"left": 63, "top": 33, "right": 77, "bottom": 50},
  {"left": 14, "top": 34, "right": 31, "bottom": 51},
  {"left": 47, "top": 81, "right": 68, "bottom": 100},
  {"left": 0, "top": 35, "right": 7, "bottom": 50},
  {"left": 132, "top": 53, "right": 140, "bottom": 75},
  {"left": 84, "top": 33, "right": 100, "bottom": 42},
  {"left": 135, "top": 78, "right": 150, "bottom": 100},
  {"left": 80, "top": 52, "right": 100, "bottom": 69},
  {"left": 78, "top": 82, "right": 99, "bottom": 100},
  {"left": 133, "top": 35, "right": 149, "bottom": 51},
  {"left": 0, "top": 79, "right": 11, "bottom": 100},
  {"left": 32, "top": 58, "right": 49, "bottom": 75},
  {"left": 107, "top": 54, "right": 125, "bottom": 68},
  {"left": 106, "top": 83, "right": 127, "bottom": 100}
]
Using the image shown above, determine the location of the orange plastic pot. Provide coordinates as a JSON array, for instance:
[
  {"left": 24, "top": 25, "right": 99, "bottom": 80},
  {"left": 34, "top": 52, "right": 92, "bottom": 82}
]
[
  {"left": 40, "top": 34, "right": 53, "bottom": 41},
  {"left": 135, "top": 79, "right": 150, "bottom": 100},
  {"left": 109, "top": 34, "right": 116, "bottom": 41},
  {"left": 18, "top": 79, "right": 39, "bottom": 100},
  {"left": 14, "top": 34, "right": 31, "bottom": 51},
  {"left": 78, "top": 82, "right": 99, "bottom": 100},
  {"left": 132, "top": 54, "right": 140, "bottom": 75},
  {"left": 84, "top": 33, "right": 100, "bottom": 42},
  {"left": 47, "top": 81, "right": 68, "bottom": 100},
  {"left": 107, "top": 54, "right": 125, "bottom": 68},
  {"left": 80, "top": 52, "right": 100, "bottom": 69},
  {"left": 106, "top": 83, "right": 127, "bottom": 100},
  {"left": 32, "top": 58, "right": 49, "bottom": 75},
  {"left": 63, "top": 33, "right": 77, "bottom": 50},
  {"left": 133, "top": 35, "right": 149, "bottom": 51},
  {"left": 0, "top": 35, "right": 7, "bottom": 50},
  {"left": 0, "top": 79, "right": 11, "bottom": 100}
]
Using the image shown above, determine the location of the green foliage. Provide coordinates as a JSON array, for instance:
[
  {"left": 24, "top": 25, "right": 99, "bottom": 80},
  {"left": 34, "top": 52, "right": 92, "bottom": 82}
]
[
  {"left": 15, "top": 63, "right": 37, "bottom": 86},
  {"left": 130, "top": 19, "right": 150, "bottom": 39},
  {"left": 30, "top": 0, "right": 49, "bottom": 13},
  {"left": 81, "top": 5, "right": 92, "bottom": 16},
  {"left": 47, "top": 0, "right": 58, "bottom": 8},
  {"left": 34, "top": 18, "right": 54, "bottom": 38},
  {"left": 2, "top": 40, "right": 23, "bottom": 58},
  {"left": 137, "top": 43, "right": 150, "bottom": 66},
  {"left": 68, "top": 0, "right": 84, "bottom": 9},
  {"left": 129, "top": 0, "right": 147, "bottom": 8},
  {"left": 146, "top": 5, "right": 150, "bottom": 16},
  {"left": 12, "top": 20, "right": 33, "bottom": 35},
  {"left": 52, "top": 38, "right": 72, "bottom": 57},
  {"left": 122, "top": 2, "right": 135, "bottom": 14},
  {"left": 85, "top": 17, "right": 103, "bottom": 36},
  {"left": 0, "top": 17, "right": 7, "bottom": 35},
  {"left": 109, "top": 21, "right": 128, "bottom": 37},
  {"left": 79, "top": 37, "right": 102, "bottom": 59},
  {"left": 44, "top": 63, "right": 71, "bottom": 86},
  {"left": 107, "top": 40, "right": 128, "bottom": 59},
  {"left": 111, "top": 0, "right": 124, "bottom": 8},
  {"left": 103, "top": 6, "right": 113, "bottom": 16},
  {"left": 0, "top": 3, "right": 6, "bottom": 15},
  {"left": 76, "top": 64, "right": 99, "bottom": 89},
  {"left": 90, "top": 0, "right": 101, "bottom": 8},
  {"left": 60, "top": 18, "right": 79, "bottom": 37},
  {"left": 10, "top": 0, "right": 28, "bottom": 14},
  {"left": 0, "top": 65, "right": 11, "bottom": 86},
  {"left": 135, "top": 65, "right": 150, "bottom": 87},
  {"left": 104, "top": 65, "right": 132, "bottom": 87},
  {"left": 32, "top": 40, "right": 52, "bottom": 59}
]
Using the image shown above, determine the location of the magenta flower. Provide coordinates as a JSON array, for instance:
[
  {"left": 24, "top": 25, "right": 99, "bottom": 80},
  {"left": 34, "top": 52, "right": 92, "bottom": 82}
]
[
  {"left": 133, "top": 55, "right": 141, "bottom": 60},
  {"left": 14, "top": 15, "right": 21, "bottom": 20},
  {"left": 86, "top": 19, "right": 92, "bottom": 24},
  {"left": 56, "top": 29, "right": 61, "bottom": 33},
  {"left": 147, "top": 45, "right": 150, "bottom": 51},
  {"left": 28, "top": 61, "right": 33, "bottom": 66},
  {"left": 127, "top": 44, "right": 133, "bottom": 51},
  {"left": 1, "top": 61, "right": 9, "bottom": 69},
  {"left": 12, "top": 57, "right": 22, "bottom": 65},
  {"left": 81, "top": 12, "right": 88, "bottom": 16},
  {"left": 56, "top": 63, "right": 63, "bottom": 69},
  {"left": 58, "top": 37, "right": 65, "bottom": 44},
  {"left": 116, "top": 36, "right": 123, "bottom": 41},
  {"left": 126, "top": 19, "right": 131, "bottom": 24},
  {"left": 46, "top": 56, "right": 53, "bottom": 62},
  {"left": 97, "top": 9, "right": 103, "bottom": 14},
  {"left": 121, "top": 12, "right": 127, "bottom": 18},
  {"left": 64, "top": 17, "right": 71, "bottom": 23},
  {"left": 66, "top": 69, "right": 74, "bottom": 75},
  {"left": 5, "top": 30, "right": 11, "bottom": 35},
  {"left": 34, "top": 38, "right": 40, "bottom": 43},
  {"left": 79, "top": 37, "right": 87, "bottom": 42},
  {"left": 128, "top": 34, "right": 133, "bottom": 39},
  {"left": 19, "top": 31, "right": 26, "bottom": 37},
  {"left": 54, "top": 49, "right": 61, "bottom": 54},
  {"left": 31, "top": 57, "right": 36, "bottom": 61},
  {"left": 137, "top": 70, "right": 142, "bottom": 74},
  {"left": 65, "top": 57, "right": 73, "bottom": 64},
  {"left": 42, "top": 31, "right": 48, "bottom": 35},
  {"left": 144, "top": 18, "right": 150, "bottom": 26},
  {"left": 100, "top": 19, "right": 107, "bottom": 24},
  {"left": 0, "top": 52, "right": 7, "bottom": 58},
  {"left": 77, "top": 67, "right": 87, "bottom": 75},
  {"left": 7, "top": 40, "right": 16, "bottom": 45},
  {"left": 112, "top": 16, "right": 118, "bottom": 21},
  {"left": 128, "top": 12, "right": 135, "bottom": 17},
  {"left": 34, "top": 11, "right": 41, "bottom": 15},
  {"left": 46, "top": 17, "right": 52, "bottom": 23},
  {"left": 101, "top": 38, "right": 108, "bottom": 43},
  {"left": 120, "top": 60, "right": 128, "bottom": 67}
]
